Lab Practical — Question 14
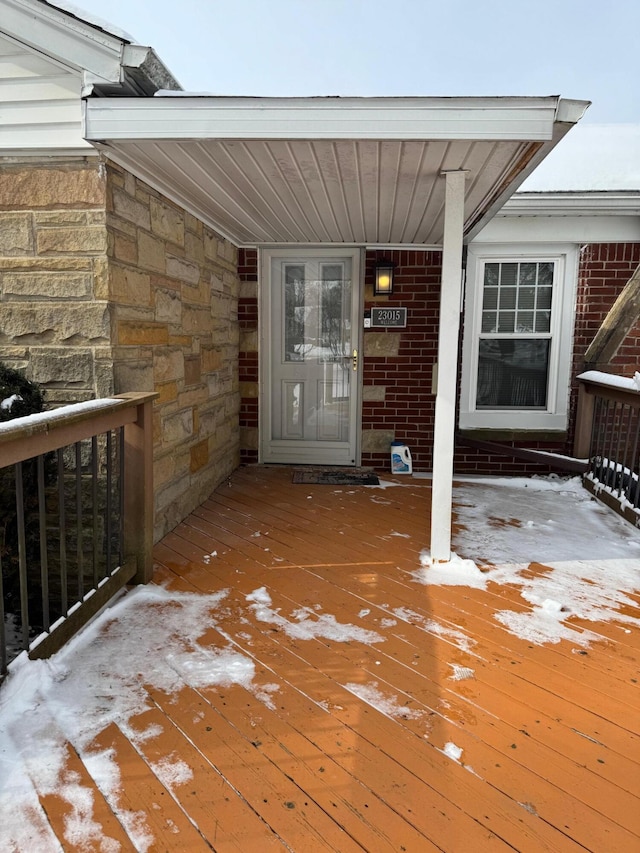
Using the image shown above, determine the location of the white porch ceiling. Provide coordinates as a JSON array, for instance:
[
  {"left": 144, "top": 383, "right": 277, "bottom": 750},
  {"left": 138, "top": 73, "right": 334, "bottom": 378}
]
[{"left": 84, "top": 96, "right": 590, "bottom": 247}]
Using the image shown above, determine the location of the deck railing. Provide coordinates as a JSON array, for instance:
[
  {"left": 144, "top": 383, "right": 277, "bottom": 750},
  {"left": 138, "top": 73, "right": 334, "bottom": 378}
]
[
  {"left": 0, "top": 392, "right": 155, "bottom": 677},
  {"left": 574, "top": 371, "right": 640, "bottom": 527}
]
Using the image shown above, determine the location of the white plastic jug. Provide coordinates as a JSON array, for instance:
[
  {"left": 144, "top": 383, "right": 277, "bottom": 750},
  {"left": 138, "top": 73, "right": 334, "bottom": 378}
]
[{"left": 390, "top": 440, "right": 412, "bottom": 474}]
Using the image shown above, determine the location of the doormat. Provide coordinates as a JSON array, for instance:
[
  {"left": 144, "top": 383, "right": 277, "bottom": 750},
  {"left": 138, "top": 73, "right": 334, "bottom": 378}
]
[{"left": 292, "top": 468, "right": 380, "bottom": 486}]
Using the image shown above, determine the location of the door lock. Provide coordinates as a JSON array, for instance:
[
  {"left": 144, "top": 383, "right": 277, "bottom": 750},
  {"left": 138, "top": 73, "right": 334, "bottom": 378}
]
[{"left": 352, "top": 348, "right": 358, "bottom": 371}]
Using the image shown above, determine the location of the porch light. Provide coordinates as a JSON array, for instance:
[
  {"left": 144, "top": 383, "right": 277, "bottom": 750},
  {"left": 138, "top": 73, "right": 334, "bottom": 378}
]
[{"left": 374, "top": 260, "right": 395, "bottom": 296}]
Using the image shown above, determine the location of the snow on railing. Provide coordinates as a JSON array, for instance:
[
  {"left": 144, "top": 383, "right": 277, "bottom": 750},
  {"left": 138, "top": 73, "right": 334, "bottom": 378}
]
[{"left": 577, "top": 369, "right": 640, "bottom": 394}]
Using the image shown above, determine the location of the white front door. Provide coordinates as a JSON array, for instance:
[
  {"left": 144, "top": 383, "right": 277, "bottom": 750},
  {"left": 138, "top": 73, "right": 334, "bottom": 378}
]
[{"left": 260, "top": 248, "right": 361, "bottom": 465}]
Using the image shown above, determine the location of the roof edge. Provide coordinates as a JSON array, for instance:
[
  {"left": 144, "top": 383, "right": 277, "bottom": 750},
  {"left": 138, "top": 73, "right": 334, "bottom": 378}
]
[
  {"left": 463, "top": 98, "right": 591, "bottom": 240},
  {"left": 503, "top": 190, "right": 640, "bottom": 216},
  {"left": 3, "top": 0, "right": 180, "bottom": 93}
]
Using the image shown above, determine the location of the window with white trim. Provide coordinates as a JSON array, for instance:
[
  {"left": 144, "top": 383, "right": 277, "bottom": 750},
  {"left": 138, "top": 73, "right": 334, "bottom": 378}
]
[{"left": 460, "top": 244, "right": 578, "bottom": 431}]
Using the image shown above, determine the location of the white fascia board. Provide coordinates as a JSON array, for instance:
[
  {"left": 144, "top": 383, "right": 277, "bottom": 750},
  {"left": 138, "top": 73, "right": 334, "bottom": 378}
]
[
  {"left": 83, "top": 96, "right": 567, "bottom": 142},
  {"left": 502, "top": 191, "right": 640, "bottom": 216},
  {"left": 474, "top": 215, "right": 640, "bottom": 244},
  {"left": 4, "top": 0, "right": 127, "bottom": 83}
]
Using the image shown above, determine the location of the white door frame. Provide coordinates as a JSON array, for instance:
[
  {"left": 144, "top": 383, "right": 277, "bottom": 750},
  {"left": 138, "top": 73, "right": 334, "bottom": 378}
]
[{"left": 259, "top": 247, "right": 363, "bottom": 466}]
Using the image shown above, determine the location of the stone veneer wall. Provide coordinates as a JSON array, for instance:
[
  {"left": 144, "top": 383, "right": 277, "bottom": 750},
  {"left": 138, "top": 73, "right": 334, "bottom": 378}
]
[
  {"left": 0, "top": 157, "right": 241, "bottom": 542},
  {"left": 0, "top": 158, "right": 112, "bottom": 405},
  {"left": 105, "top": 162, "right": 241, "bottom": 540}
]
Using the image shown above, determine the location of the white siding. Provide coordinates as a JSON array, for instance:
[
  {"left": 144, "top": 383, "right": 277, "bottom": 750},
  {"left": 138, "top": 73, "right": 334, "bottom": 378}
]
[{"left": 0, "top": 33, "right": 91, "bottom": 153}]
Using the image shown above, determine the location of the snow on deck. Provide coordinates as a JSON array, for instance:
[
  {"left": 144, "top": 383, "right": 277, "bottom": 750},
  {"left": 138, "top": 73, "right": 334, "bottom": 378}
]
[{"left": 1, "top": 467, "right": 639, "bottom": 851}]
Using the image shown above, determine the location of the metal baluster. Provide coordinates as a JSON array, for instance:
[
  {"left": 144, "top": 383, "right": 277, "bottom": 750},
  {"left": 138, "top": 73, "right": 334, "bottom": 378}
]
[
  {"left": 106, "top": 430, "right": 113, "bottom": 575},
  {"left": 0, "top": 550, "right": 6, "bottom": 676},
  {"left": 603, "top": 401, "right": 617, "bottom": 489},
  {"left": 617, "top": 404, "right": 632, "bottom": 500},
  {"left": 57, "top": 449, "right": 68, "bottom": 615},
  {"left": 92, "top": 435, "right": 99, "bottom": 586},
  {"left": 75, "top": 442, "right": 84, "bottom": 602},
  {"left": 15, "top": 463, "right": 29, "bottom": 651},
  {"left": 592, "top": 397, "right": 606, "bottom": 481},
  {"left": 119, "top": 427, "right": 125, "bottom": 567},
  {"left": 37, "top": 455, "right": 49, "bottom": 632},
  {"left": 630, "top": 411, "right": 640, "bottom": 510}
]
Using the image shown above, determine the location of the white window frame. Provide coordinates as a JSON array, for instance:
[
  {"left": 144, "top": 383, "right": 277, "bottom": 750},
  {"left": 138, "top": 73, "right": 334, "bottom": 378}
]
[{"left": 460, "top": 242, "right": 578, "bottom": 431}]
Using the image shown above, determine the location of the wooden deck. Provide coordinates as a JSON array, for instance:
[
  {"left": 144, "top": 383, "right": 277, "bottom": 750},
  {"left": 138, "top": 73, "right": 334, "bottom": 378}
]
[{"left": 24, "top": 466, "right": 640, "bottom": 851}]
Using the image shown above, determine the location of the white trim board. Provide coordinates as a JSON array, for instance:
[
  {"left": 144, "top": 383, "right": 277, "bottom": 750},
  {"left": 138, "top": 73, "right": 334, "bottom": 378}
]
[{"left": 475, "top": 215, "right": 640, "bottom": 244}]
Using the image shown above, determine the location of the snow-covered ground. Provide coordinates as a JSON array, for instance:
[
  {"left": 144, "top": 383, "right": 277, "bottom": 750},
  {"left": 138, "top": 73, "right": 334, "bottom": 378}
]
[
  {"left": 419, "top": 475, "right": 640, "bottom": 646},
  {"left": 0, "top": 475, "right": 638, "bottom": 850}
]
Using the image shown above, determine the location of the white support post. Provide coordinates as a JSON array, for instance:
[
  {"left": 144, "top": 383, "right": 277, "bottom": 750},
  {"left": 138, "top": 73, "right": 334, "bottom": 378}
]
[{"left": 430, "top": 170, "right": 467, "bottom": 562}]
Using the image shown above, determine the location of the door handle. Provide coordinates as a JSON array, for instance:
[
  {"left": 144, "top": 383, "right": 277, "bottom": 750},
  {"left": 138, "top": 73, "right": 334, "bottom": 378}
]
[{"left": 341, "top": 350, "right": 358, "bottom": 370}]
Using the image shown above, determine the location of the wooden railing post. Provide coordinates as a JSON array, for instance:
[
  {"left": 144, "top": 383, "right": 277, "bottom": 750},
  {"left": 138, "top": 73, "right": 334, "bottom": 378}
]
[
  {"left": 120, "top": 392, "right": 157, "bottom": 584},
  {"left": 573, "top": 382, "right": 595, "bottom": 461}
]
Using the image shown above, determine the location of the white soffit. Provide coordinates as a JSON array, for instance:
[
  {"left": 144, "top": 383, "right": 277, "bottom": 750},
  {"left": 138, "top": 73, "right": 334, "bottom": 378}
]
[{"left": 84, "top": 95, "right": 589, "bottom": 247}]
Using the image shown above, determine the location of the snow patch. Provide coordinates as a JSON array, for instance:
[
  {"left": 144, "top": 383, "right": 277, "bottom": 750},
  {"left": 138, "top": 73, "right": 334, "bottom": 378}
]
[
  {"left": 150, "top": 754, "right": 193, "bottom": 790},
  {"left": 392, "top": 608, "right": 477, "bottom": 654},
  {"left": 448, "top": 664, "right": 475, "bottom": 681},
  {"left": 253, "top": 682, "right": 280, "bottom": 710},
  {"left": 246, "top": 587, "right": 383, "bottom": 645},
  {"left": 0, "top": 585, "right": 275, "bottom": 850},
  {"left": 415, "top": 477, "right": 640, "bottom": 647},
  {"left": 343, "top": 681, "right": 425, "bottom": 721},
  {"left": 488, "top": 558, "right": 638, "bottom": 645},
  {"left": 453, "top": 476, "right": 640, "bottom": 564},
  {"left": 442, "top": 742, "right": 463, "bottom": 762},
  {"left": 413, "top": 551, "right": 488, "bottom": 589},
  {"left": 1, "top": 393, "right": 22, "bottom": 411}
]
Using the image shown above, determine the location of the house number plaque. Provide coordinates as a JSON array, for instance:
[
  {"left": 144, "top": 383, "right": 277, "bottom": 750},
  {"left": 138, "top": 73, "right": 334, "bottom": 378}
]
[{"left": 370, "top": 307, "right": 407, "bottom": 328}]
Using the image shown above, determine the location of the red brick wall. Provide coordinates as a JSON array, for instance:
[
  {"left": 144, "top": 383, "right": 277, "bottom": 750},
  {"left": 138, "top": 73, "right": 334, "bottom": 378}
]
[
  {"left": 237, "top": 243, "right": 640, "bottom": 474},
  {"left": 562, "top": 242, "right": 640, "bottom": 455},
  {"left": 361, "top": 249, "right": 441, "bottom": 471},
  {"left": 573, "top": 243, "right": 640, "bottom": 376},
  {"left": 238, "top": 248, "right": 259, "bottom": 464}
]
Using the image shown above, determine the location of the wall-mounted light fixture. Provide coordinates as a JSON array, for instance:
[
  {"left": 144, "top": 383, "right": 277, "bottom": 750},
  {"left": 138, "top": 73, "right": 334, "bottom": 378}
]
[{"left": 374, "top": 259, "right": 395, "bottom": 296}]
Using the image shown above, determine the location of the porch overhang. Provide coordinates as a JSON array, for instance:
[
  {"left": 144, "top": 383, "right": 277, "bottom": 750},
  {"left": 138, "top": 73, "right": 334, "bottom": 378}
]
[
  {"left": 83, "top": 95, "right": 589, "bottom": 248},
  {"left": 83, "top": 92, "right": 589, "bottom": 565}
]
